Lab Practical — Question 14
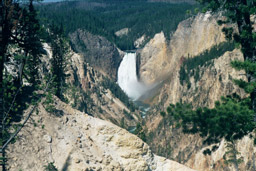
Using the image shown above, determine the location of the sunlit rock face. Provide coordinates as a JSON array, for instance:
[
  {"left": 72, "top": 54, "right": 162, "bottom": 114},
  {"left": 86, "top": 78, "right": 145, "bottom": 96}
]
[
  {"left": 140, "top": 12, "right": 252, "bottom": 171},
  {"left": 138, "top": 12, "right": 226, "bottom": 86},
  {"left": 6, "top": 98, "right": 195, "bottom": 171}
]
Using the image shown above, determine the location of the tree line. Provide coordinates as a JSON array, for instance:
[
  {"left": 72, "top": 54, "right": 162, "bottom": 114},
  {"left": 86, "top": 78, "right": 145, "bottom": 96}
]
[{"left": 37, "top": 1, "right": 198, "bottom": 50}]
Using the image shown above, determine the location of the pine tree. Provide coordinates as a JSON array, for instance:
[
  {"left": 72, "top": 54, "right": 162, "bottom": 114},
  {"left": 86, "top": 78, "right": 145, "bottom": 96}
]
[
  {"left": 11, "top": 0, "right": 43, "bottom": 88},
  {"left": 0, "top": 0, "right": 18, "bottom": 136},
  {"left": 0, "top": 1, "right": 43, "bottom": 170},
  {"left": 24, "top": 1, "right": 43, "bottom": 87},
  {"left": 167, "top": 96, "right": 254, "bottom": 169},
  {"left": 0, "top": 3, "right": 22, "bottom": 166},
  {"left": 49, "top": 24, "right": 69, "bottom": 100}
]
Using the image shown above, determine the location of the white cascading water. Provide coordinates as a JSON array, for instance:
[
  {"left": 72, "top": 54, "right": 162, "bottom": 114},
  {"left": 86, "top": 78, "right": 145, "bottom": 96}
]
[{"left": 117, "top": 53, "right": 146, "bottom": 100}]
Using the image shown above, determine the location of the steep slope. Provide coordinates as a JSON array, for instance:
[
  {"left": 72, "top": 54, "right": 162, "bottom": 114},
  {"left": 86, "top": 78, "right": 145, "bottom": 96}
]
[
  {"left": 43, "top": 43, "right": 139, "bottom": 129},
  {"left": 69, "top": 29, "right": 123, "bottom": 80},
  {"left": 6, "top": 97, "right": 195, "bottom": 171},
  {"left": 138, "top": 12, "right": 226, "bottom": 86},
  {"left": 137, "top": 12, "right": 254, "bottom": 171},
  {"left": 145, "top": 49, "right": 254, "bottom": 171},
  {"left": 163, "top": 49, "right": 246, "bottom": 108}
]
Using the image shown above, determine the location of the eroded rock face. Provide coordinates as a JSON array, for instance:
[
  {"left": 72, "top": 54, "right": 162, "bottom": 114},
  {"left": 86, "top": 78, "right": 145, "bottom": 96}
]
[
  {"left": 6, "top": 98, "right": 195, "bottom": 171},
  {"left": 140, "top": 12, "right": 254, "bottom": 171},
  {"left": 139, "top": 12, "right": 226, "bottom": 85},
  {"left": 146, "top": 49, "right": 254, "bottom": 171},
  {"left": 165, "top": 49, "right": 247, "bottom": 108},
  {"left": 134, "top": 35, "right": 146, "bottom": 48},
  {"left": 138, "top": 32, "right": 169, "bottom": 85},
  {"left": 69, "top": 29, "right": 122, "bottom": 80}
]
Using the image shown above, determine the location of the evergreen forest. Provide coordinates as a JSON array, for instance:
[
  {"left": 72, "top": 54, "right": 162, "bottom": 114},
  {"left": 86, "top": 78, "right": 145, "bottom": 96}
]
[{"left": 37, "top": 0, "right": 198, "bottom": 50}]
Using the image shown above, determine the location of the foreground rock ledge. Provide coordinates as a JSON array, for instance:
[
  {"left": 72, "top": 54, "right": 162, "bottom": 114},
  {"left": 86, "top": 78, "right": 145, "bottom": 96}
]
[{"left": 6, "top": 98, "right": 194, "bottom": 171}]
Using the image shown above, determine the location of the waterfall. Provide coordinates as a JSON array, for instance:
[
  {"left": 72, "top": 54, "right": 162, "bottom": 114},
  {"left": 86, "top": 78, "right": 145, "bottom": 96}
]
[{"left": 117, "top": 53, "right": 145, "bottom": 100}]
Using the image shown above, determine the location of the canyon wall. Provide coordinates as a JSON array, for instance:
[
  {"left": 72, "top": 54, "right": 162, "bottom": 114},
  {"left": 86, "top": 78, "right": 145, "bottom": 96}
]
[
  {"left": 139, "top": 12, "right": 226, "bottom": 86},
  {"left": 145, "top": 49, "right": 253, "bottom": 171},
  {"left": 139, "top": 12, "right": 254, "bottom": 170},
  {"left": 69, "top": 29, "right": 123, "bottom": 80}
]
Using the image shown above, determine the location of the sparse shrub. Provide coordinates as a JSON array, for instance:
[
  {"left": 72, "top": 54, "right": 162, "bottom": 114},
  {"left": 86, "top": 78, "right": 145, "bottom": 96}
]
[
  {"left": 44, "top": 162, "right": 58, "bottom": 171},
  {"left": 43, "top": 91, "right": 56, "bottom": 113}
]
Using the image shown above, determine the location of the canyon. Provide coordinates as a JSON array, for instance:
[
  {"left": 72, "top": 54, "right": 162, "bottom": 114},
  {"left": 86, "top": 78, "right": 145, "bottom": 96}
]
[{"left": 6, "top": 8, "right": 256, "bottom": 171}]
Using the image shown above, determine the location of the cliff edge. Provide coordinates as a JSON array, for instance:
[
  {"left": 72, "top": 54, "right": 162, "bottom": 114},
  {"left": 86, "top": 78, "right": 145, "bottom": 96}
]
[{"left": 6, "top": 97, "right": 195, "bottom": 171}]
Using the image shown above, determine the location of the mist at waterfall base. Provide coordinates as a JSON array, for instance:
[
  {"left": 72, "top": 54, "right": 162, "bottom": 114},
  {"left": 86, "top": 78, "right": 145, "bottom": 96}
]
[{"left": 117, "top": 53, "right": 154, "bottom": 101}]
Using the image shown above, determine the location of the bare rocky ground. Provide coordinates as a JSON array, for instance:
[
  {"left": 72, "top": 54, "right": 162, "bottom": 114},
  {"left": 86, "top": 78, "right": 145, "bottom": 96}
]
[{"left": 6, "top": 97, "right": 195, "bottom": 171}]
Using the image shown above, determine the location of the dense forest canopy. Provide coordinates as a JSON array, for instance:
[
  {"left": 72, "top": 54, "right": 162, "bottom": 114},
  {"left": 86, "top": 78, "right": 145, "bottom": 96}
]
[{"left": 37, "top": 0, "right": 198, "bottom": 50}]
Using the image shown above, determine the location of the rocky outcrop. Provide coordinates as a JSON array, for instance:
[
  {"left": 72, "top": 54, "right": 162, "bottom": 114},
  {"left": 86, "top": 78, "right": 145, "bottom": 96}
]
[
  {"left": 134, "top": 35, "right": 146, "bottom": 48},
  {"left": 139, "top": 12, "right": 226, "bottom": 85},
  {"left": 6, "top": 98, "right": 195, "bottom": 171},
  {"left": 115, "top": 28, "right": 129, "bottom": 37},
  {"left": 138, "top": 32, "right": 169, "bottom": 85},
  {"left": 69, "top": 29, "right": 122, "bottom": 80}
]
